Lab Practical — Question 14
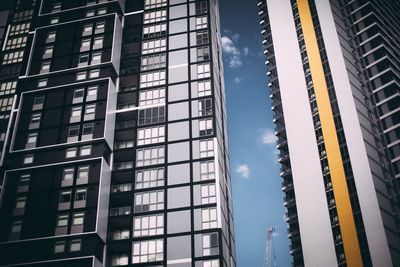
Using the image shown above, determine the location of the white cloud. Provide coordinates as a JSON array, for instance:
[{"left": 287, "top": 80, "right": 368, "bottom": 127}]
[
  {"left": 234, "top": 77, "right": 242, "bottom": 84},
  {"left": 221, "top": 36, "right": 242, "bottom": 68},
  {"left": 261, "top": 129, "right": 278, "bottom": 146},
  {"left": 236, "top": 164, "right": 250, "bottom": 179},
  {"left": 243, "top": 47, "right": 249, "bottom": 56}
]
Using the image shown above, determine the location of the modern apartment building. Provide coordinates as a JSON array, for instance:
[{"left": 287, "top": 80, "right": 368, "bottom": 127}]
[
  {"left": 258, "top": 0, "right": 400, "bottom": 266},
  {"left": 0, "top": 0, "right": 236, "bottom": 267}
]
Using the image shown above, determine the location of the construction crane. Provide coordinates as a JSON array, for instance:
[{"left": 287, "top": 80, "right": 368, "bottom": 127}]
[{"left": 263, "top": 227, "right": 277, "bottom": 267}]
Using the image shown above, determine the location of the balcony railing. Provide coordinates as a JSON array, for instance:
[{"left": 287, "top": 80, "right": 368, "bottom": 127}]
[{"left": 115, "top": 121, "right": 136, "bottom": 130}]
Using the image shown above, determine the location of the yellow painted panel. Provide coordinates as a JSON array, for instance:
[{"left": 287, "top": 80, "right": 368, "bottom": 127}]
[{"left": 296, "top": 0, "right": 363, "bottom": 266}]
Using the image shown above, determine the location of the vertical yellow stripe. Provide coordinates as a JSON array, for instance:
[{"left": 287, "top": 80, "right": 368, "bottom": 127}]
[{"left": 296, "top": 0, "right": 363, "bottom": 266}]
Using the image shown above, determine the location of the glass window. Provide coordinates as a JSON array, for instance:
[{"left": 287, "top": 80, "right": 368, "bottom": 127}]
[
  {"left": 52, "top": 2, "right": 62, "bottom": 12},
  {"left": 200, "top": 161, "right": 215, "bottom": 180},
  {"left": 59, "top": 191, "right": 71, "bottom": 203},
  {"left": 144, "top": 0, "right": 167, "bottom": 9},
  {"left": 73, "top": 88, "right": 84, "bottom": 99},
  {"left": 197, "top": 63, "right": 210, "bottom": 78},
  {"left": 196, "top": 31, "right": 209, "bottom": 46},
  {"left": 85, "top": 104, "right": 96, "bottom": 115},
  {"left": 199, "top": 98, "right": 213, "bottom": 116},
  {"left": 141, "top": 53, "right": 166, "bottom": 71},
  {"left": 72, "top": 212, "right": 84, "bottom": 225},
  {"left": 89, "top": 69, "right": 100, "bottom": 78},
  {"left": 5, "top": 36, "right": 27, "bottom": 50},
  {"left": 110, "top": 229, "right": 130, "bottom": 240},
  {"left": 199, "top": 118, "right": 213, "bottom": 136},
  {"left": 134, "top": 190, "right": 164, "bottom": 212},
  {"left": 95, "top": 21, "right": 105, "bottom": 33},
  {"left": 136, "top": 146, "right": 165, "bottom": 167},
  {"left": 197, "top": 46, "right": 210, "bottom": 61},
  {"left": 201, "top": 184, "right": 216, "bottom": 204},
  {"left": 0, "top": 97, "right": 13, "bottom": 112},
  {"left": 54, "top": 241, "right": 66, "bottom": 253},
  {"left": 78, "top": 165, "right": 90, "bottom": 180},
  {"left": 202, "top": 208, "right": 217, "bottom": 229},
  {"left": 144, "top": 9, "right": 167, "bottom": 24},
  {"left": 57, "top": 214, "right": 69, "bottom": 227},
  {"left": 94, "top": 36, "right": 103, "bottom": 48},
  {"left": 137, "top": 126, "right": 165, "bottom": 145},
  {"left": 111, "top": 254, "right": 129, "bottom": 266},
  {"left": 197, "top": 80, "right": 211, "bottom": 96},
  {"left": 140, "top": 70, "right": 166, "bottom": 88},
  {"left": 33, "top": 95, "right": 45, "bottom": 106},
  {"left": 196, "top": 1, "right": 207, "bottom": 15},
  {"left": 91, "top": 52, "right": 102, "bottom": 64},
  {"left": 135, "top": 168, "right": 164, "bottom": 189},
  {"left": 133, "top": 214, "right": 163, "bottom": 237},
  {"left": 87, "top": 85, "right": 98, "bottom": 97},
  {"left": 195, "top": 16, "right": 208, "bottom": 29},
  {"left": 23, "top": 154, "right": 34, "bottom": 164},
  {"left": 76, "top": 71, "right": 87, "bottom": 81},
  {"left": 83, "top": 23, "right": 93, "bottom": 35},
  {"left": 40, "top": 61, "right": 51, "bottom": 73},
  {"left": 132, "top": 239, "right": 163, "bottom": 263},
  {"left": 30, "top": 113, "right": 41, "bottom": 126},
  {"left": 82, "top": 123, "right": 94, "bottom": 136},
  {"left": 11, "top": 220, "right": 22, "bottom": 233},
  {"left": 81, "top": 38, "right": 91, "bottom": 49},
  {"left": 63, "top": 168, "right": 74, "bottom": 181},
  {"left": 38, "top": 79, "right": 47, "bottom": 88},
  {"left": 50, "top": 17, "right": 59, "bottom": 24},
  {"left": 71, "top": 106, "right": 82, "bottom": 119},
  {"left": 0, "top": 81, "right": 17, "bottom": 95},
  {"left": 75, "top": 189, "right": 87, "bottom": 201},
  {"left": 15, "top": 197, "right": 26, "bottom": 209},
  {"left": 98, "top": 7, "right": 107, "bottom": 15},
  {"left": 46, "top": 31, "right": 56, "bottom": 43},
  {"left": 19, "top": 174, "right": 31, "bottom": 187},
  {"left": 142, "top": 38, "right": 167, "bottom": 55},
  {"left": 66, "top": 147, "right": 77, "bottom": 158},
  {"left": 138, "top": 106, "right": 165, "bottom": 126},
  {"left": 86, "top": 9, "right": 95, "bottom": 17},
  {"left": 143, "top": 23, "right": 167, "bottom": 39},
  {"left": 203, "top": 260, "right": 220, "bottom": 267},
  {"left": 139, "top": 88, "right": 165, "bottom": 106},
  {"left": 43, "top": 45, "right": 54, "bottom": 57},
  {"left": 78, "top": 54, "right": 89, "bottom": 66},
  {"left": 80, "top": 145, "right": 92, "bottom": 156},
  {"left": 70, "top": 239, "right": 82, "bottom": 252},
  {"left": 26, "top": 132, "right": 38, "bottom": 145},
  {"left": 202, "top": 233, "right": 218, "bottom": 256},
  {"left": 68, "top": 125, "right": 80, "bottom": 139},
  {"left": 199, "top": 139, "right": 214, "bottom": 158}
]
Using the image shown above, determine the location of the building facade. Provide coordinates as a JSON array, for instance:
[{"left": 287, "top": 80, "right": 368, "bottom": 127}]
[
  {"left": 0, "top": 0, "right": 236, "bottom": 267},
  {"left": 258, "top": 0, "right": 400, "bottom": 266}
]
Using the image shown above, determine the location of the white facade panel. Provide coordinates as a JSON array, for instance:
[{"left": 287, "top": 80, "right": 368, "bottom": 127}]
[
  {"left": 267, "top": 0, "right": 337, "bottom": 266},
  {"left": 314, "top": 1, "right": 392, "bottom": 266}
]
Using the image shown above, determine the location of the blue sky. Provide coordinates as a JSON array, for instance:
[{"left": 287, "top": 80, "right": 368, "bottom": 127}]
[{"left": 218, "top": 1, "right": 292, "bottom": 266}]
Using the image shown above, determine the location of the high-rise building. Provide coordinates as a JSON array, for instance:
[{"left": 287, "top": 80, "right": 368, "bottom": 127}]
[
  {"left": 258, "top": 0, "right": 400, "bottom": 266},
  {"left": 0, "top": 0, "right": 236, "bottom": 267}
]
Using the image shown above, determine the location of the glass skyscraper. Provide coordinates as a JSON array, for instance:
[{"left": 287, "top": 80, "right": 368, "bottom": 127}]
[{"left": 0, "top": 0, "right": 236, "bottom": 266}]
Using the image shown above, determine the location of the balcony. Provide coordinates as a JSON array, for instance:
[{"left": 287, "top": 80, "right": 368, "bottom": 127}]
[
  {"left": 110, "top": 206, "right": 131, "bottom": 217},
  {"left": 113, "top": 161, "right": 134, "bottom": 171},
  {"left": 109, "top": 229, "right": 130, "bottom": 241},
  {"left": 111, "top": 183, "right": 132, "bottom": 193},
  {"left": 114, "top": 140, "right": 135, "bottom": 150},
  {"left": 115, "top": 120, "right": 135, "bottom": 130}
]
